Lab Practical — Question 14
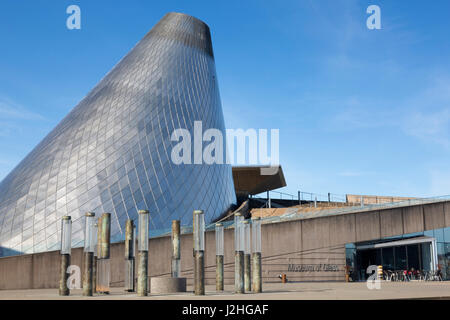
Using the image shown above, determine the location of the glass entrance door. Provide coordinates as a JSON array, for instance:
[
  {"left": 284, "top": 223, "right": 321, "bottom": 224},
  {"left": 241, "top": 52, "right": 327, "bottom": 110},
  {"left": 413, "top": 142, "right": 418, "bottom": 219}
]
[{"left": 354, "top": 238, "right": 435, "bottom": 281}]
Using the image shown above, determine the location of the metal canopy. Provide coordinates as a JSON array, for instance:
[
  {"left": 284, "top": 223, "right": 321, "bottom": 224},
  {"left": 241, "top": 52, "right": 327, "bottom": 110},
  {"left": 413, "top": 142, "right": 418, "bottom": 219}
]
[
  {"left": 356, "top": 236, "right": 435, "bottom": 250},
  {"left": 232, "top": 165, "right": 287, "bottom": 197}
]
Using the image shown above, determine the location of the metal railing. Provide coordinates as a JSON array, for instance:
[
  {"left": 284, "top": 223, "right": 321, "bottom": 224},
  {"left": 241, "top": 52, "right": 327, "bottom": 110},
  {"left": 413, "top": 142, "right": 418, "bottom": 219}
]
[
  {"left": 258, "top": 195, "right": 450, "bottom": 225},
  {"left": 145, "top": 195, "right": 450, "bottom": 240},
  {"left": 253, "top": 190, "right": 347, "bottom": 204},
  {"left": 7, "top": 193, "right": 448, "bottom": 259}
]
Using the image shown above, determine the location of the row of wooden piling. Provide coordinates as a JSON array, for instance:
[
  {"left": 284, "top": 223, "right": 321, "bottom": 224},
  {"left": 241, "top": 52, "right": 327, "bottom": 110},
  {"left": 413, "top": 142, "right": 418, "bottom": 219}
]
[{"left": 58, "top": 211, "right": 262, "bottom": 296}]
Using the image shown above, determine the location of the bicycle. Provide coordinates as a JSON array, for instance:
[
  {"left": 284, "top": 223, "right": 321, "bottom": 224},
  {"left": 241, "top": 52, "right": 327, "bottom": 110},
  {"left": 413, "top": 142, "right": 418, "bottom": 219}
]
[
  {"left": 416, "top": 270, "right": 425, "bottom": 281},
  {"left": 400, "top": 270, "right": 410, "bottom": 282},
  {"left": 385, "top": 270, "right": 397, "bottom": 281},
  {"left": 431, "top": 270, "right": 443, "bottom": 281}
]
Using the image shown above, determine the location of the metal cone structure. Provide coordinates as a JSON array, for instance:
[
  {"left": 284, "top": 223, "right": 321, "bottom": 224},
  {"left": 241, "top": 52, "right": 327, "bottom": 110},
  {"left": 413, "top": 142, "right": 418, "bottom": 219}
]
[{"left": 0, "top": 12, "right": 236, "bottom": 257}]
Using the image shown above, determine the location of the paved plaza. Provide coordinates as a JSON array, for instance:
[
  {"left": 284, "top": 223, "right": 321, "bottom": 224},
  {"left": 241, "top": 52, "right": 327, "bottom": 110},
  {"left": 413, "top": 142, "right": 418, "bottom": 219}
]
[{"left": 0, "top": 281, "right": 448, "bottom": 300}]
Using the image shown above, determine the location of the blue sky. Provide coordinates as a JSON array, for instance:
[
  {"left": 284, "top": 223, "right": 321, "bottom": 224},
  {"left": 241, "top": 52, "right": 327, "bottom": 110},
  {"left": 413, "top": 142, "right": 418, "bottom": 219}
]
[{"left": 0, "top": 0, "right": 449, "bottom": 198}]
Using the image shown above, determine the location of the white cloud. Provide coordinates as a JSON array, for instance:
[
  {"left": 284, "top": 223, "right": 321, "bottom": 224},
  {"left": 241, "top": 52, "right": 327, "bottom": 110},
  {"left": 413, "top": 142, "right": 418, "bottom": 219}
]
[
  {"left": 0, "top": 122, "right": 19, "bottom": 137},
  {"left": 403, "top": 109, "right": 450, "bottom": 148},
  {"left": 327, "top": 96, "right": 400, "bottom": 130},
  {"left": 429, "top": 169, "right": 450, "bottom": 196},
  {"left": 326, "top": 76, "right": 450, "bottom": 148},
  {"left": 337, "top": 171, "right": 376, "bottom": 177},
  {"left": 0, "top": 97, "right": 45, "bottom": 121}
]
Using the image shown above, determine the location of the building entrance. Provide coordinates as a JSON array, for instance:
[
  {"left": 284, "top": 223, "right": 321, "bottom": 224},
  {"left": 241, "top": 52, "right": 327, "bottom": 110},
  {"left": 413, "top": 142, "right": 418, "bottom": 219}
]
[{"left": 353, "top": 236, "right": 437, "bottom": 281}]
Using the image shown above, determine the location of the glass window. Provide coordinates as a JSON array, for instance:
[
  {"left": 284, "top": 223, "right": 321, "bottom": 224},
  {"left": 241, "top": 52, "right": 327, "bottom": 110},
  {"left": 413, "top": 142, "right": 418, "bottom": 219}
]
[
  {"left": 394, "top": 246, "right": 407, "bottom": 270},
  {"left": 382, "top": 247, "right": 395, "bottom": 270},
  {"left": 421, "top": 242, "right": 433, "bottom": 271},
  {"left": 443, "top": 227, "right": 450, "bottom": 243},
  {"left": 434, "top": 228, "right": 445, "bottom": 243},
  {"left": 407, "top": 244, "right": 420, "bottom": 271}
]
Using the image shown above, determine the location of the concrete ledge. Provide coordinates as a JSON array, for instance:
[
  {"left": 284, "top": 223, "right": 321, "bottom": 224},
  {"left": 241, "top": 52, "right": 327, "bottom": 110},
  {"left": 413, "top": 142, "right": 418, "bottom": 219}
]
[{"left": 150, "top": 277, "right": 187, "bottom": 294}]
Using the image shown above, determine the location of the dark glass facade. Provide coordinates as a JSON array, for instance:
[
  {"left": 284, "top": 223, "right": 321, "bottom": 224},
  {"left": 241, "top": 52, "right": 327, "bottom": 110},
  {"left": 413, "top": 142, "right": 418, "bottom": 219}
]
[
  {"left": 0, "top": 12, "right": 236, "bottom": 257},
  {"left": 346, "top": 226, "right": 450, "bottom": 281}
]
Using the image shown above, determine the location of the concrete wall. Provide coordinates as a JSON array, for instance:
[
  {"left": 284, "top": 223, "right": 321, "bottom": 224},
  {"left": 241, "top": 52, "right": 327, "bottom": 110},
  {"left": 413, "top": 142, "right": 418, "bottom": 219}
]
[
  {"left": 346, "top": 194, "right": 415, "bottom": 205},
  {"left": 1, "top": 200, "right": 449, "bottom": 290}
]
